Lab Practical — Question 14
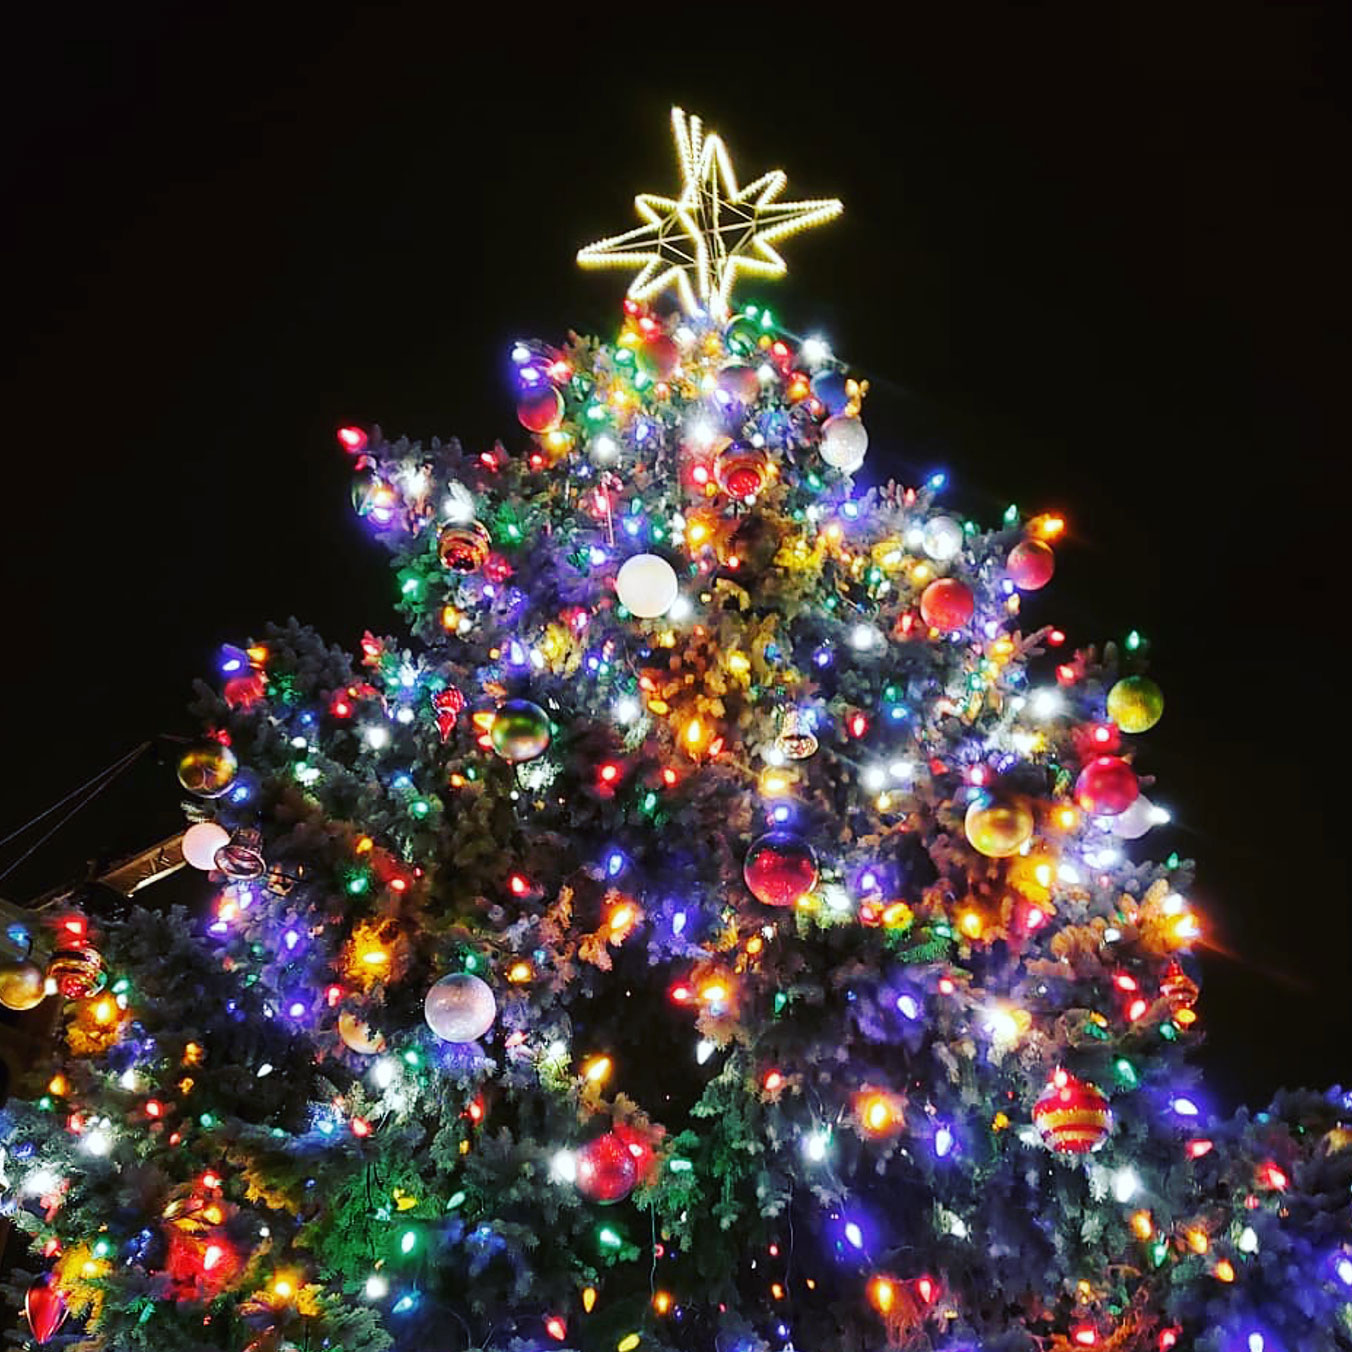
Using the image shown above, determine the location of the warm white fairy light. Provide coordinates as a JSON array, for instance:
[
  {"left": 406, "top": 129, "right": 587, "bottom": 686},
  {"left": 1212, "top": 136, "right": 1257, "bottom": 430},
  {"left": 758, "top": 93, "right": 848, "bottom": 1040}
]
[{"left": 577, "top": 107, "right": 842, "bottom": 318}]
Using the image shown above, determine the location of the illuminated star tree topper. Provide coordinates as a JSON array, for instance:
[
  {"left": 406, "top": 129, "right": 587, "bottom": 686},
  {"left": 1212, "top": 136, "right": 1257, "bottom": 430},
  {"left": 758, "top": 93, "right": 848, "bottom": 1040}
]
[{"left": 577, "top": 106, "right": 843, "bottom": 319}]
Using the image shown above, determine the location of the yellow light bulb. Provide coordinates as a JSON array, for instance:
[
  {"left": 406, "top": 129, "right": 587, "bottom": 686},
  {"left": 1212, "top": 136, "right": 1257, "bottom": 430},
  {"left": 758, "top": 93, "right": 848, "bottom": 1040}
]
[{"left": 583, "top": 1055, "right": 613, "bottom": 1085}]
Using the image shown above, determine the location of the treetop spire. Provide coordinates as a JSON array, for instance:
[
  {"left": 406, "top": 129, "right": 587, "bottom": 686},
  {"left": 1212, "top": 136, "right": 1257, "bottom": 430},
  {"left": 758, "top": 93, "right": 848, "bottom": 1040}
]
[{"left": 577, "top": 106, "right": 843, "bottom": 319}]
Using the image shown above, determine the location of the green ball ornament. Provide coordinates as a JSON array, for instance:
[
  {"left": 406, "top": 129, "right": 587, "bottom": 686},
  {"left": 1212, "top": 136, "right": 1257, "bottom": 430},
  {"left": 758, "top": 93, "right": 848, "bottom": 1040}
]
[
  {"left": 177, "top": 741, "right": 239, "bottom": 798},
  {"left": 490, "top": 699, "right": 552, "bottom": 764},
  {"left": 1106, "top": 675, "right": 1164, "bottom": 733},
  {"left": 723, "top": 312, "right": 763, "bottom": 356}
]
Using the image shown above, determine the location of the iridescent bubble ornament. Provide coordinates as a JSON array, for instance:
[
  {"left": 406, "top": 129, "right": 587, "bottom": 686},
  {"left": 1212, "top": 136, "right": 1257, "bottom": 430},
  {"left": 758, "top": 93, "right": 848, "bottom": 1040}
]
[
  {"left": 490, "top": 699, "right": 552, "bottom": 764},
  {"left": 176, "top": 742, "right": 238, "bottom": 798}
]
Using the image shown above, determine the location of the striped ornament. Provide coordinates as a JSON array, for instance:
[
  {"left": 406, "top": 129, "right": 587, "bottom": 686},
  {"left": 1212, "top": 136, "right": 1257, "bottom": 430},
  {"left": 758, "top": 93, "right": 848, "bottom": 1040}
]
[{"left": 1033, "top": 1069, "right": 1111, "bottom": 1154}]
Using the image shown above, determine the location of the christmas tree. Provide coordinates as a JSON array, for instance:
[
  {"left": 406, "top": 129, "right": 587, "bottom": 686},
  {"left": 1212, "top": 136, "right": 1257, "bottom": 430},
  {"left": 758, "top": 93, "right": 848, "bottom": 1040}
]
[{"left": 2, "top": 106, "right": 1349, "bottom": 1352}]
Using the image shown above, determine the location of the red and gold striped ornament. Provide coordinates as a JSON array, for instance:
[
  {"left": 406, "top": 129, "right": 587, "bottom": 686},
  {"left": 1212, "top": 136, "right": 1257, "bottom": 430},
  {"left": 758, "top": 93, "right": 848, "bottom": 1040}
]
[{"left": 1033, "top": 1069, "right": 1112, "bottom": 1154}]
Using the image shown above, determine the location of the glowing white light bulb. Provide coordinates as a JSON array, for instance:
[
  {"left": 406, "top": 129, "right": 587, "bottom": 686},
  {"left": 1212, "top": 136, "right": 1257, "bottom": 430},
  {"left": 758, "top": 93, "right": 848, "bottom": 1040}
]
[
  {"left": 861, "top": 765, "right": 886, "bottom": 791},
  {"left": 1030, "top": 689, "right": 1062, "bottom": 719},
  {"left": 803, "top": 1131, "right": 829, "bottom": 1163},
  {"left": 800, "top": 337, "right": 830, "bottom": 365},
  {"left": 365, "top": 1274, "right": 389, "bottom": 1299},
  {"left": 695, "top": 1039, "right": 716, "bottom": 1065},
  {"left": 1112, "top": 1167, "right": 1140, "bottom": 1203},
  {"left": 614, "top": 696, "right": 640, "bottom": 724},
  {"left": 550, "top": 1150, "right": 577, "bottom": 1184},
  {"left": 372, "top": 1058, "right": 397, "bottom": 1090},
  {"left": 365, "top": 725, "right": 390, "bottom": 750}
]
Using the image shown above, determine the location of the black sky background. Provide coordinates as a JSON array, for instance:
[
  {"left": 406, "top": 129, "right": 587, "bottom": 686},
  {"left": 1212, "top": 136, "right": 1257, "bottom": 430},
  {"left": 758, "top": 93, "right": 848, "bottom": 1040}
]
[{"left": 1, "top": 5, "right": 1348, "bottom": 1112}]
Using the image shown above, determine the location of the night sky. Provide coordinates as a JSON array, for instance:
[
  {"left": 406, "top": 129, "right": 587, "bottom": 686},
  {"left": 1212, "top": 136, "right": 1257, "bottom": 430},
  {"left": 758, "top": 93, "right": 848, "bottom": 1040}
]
[{"left": 3, "top": 7, "right": 1348, "bottom": 1112}]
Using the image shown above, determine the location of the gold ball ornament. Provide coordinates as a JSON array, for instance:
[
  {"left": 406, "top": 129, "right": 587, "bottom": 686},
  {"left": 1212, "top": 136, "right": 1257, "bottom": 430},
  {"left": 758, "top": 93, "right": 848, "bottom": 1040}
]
[
  {"left": 0, "top": 957, "right": 47, "bottom": 1011},
  {"left": 337, "top": 1010, "right": 387, "bottom": 1055},
  {"left": 964, "top": 797, "right": 1035, "bottom": 858},
  {"left": 176, "top": 741, "right": 239, "bottom": 798},
  {"left": 437, "top": 520, "right": 492, "bottom": 573},
  {"left": 1106, "top": 675, "right": 1164, "bottom": 733}
]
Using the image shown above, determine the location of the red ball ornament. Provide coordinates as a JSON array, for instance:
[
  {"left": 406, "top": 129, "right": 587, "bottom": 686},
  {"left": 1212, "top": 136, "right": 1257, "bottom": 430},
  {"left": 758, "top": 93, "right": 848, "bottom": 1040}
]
[
  {"left": 1033, "top": 1069, "right": 1112, "bottom": 1154},
  {"left": 25, "top": 1275, "right": 68, "bottom": 1345},
  {"left": 1006, "top": 538, "right": 1055, "bottom": 590},
  {"left": 575, "top": 1131, "right": 638, "bottom": 1204},
  {"left": 639, "top": 334, "right": 680, "bottom": 380},
  {"left": 1074, "top": 755, "right": 1139, "bottom": 816},
  {"left": 743, "top": 831, "right": 818, "bottom": 908},
  {"left": 517, "top": 386, "right": 565, "bottom": 434},
  {"left": 714, "top": 442, "right": 771, "bottom": 499},
  {"left": 919, "top": 577, "right": 975, "bottom": 631},
  {"left": 47, "top": 942, "right": 105, "bottom": 999}
]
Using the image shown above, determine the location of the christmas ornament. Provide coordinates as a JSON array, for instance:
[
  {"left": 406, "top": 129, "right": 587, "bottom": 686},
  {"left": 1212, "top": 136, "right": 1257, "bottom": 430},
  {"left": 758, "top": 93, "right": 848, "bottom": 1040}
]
[
  {"left": 714, "top": 442, "right": 771, "bottom": 499},
  {"left": 47, "top": 942, "right": 105, "bottom": 999},
  {"left": 723, "top": 312, "right": 763, "bottom": 355},
  {"left": 176, "top": 741, "right": 238, "bottom": 798},
  {"left": 424, "top": 971, "right": 497, "bottom": 1043},
  {"left": 810, "top": 370, "right": 850, "bottom": 415},
  {"left": 338, "top": 1010, "right": 387, "bottom": 1055},
  {"left": 24, "top": 1275, "right": 67, "bottom": 1345},
  {"left": 717, "top": 361, "right": 762, "bottom": 404},
  {"left": 1111, "top": 793, "right": 1158, "bottom": 840},
  {"left": 576, "top": 106, "right": 842, "bottom": 318},
  {"left": 743, "top": 831, "right": 818, "bottom": 907},
  {"left": 615, "top": 553, "right": 680, "bottom": 618},
  {"left": 819, "top": 414, "right": 868, "bottom": 471},
  {"left": 919, "top": 577, "right": 974, "bottom": 631},
  {"left": 213, "top": 827, "right": 266, "bottom": 881},
  {"left": 223, "top": 671, "right": 267, "bottom": 709},
  {"left": 575, "top": 1131, "right": 638, "bottom": 1205},
  {"left": 774, "top": 707, "right": 818, "bottom": 760},
  {"left": 433, "top": 687, "right": 467, "bottom": 741},
  {"left": 1033, "top": 1069, "right": 1112, "bottom": 1154},
  {"left": 0, "top": 957, "right": 46, "bottom": 1011},
  {"left": 1160, "top": 962, "right": 1200, "bottom": 1012},
  {"left": 183, "top": 821, "right": 232, "bottom": 871},
  {"left": 490, "top": 699, "right": 552, "bottom": 764},
  {"left": 964, "top": 797, "right": 1035, "bottom": 858},
  {"left": 1006, "top": 538, "right": 1055, "bottom": 590},
  {"left": 1106, "top": 675, "right": 1164, "bottom": 734},
  {"left": 638, "top": 333, "right": 681, "bottom": 379},
  {"left": 1074, "top": 756, "right": 1139, "bottom": 816},
  {"left": 437, "top": 520, "right": 493, "bottom": 572},
  {"left": 921, "top": 515, "right": 964, "bottom": 562},
  {"left": 517, "top": 386, "right": 565, "bottom": 434}
]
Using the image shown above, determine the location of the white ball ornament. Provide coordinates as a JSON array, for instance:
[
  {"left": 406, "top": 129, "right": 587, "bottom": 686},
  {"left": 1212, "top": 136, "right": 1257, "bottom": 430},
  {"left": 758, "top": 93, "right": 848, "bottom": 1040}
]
[
  {"left": 819, "top": 414, "right": 868, "bottom": 472},
  {"left": 183, "top": 821, "right": 231, "bottom": 871},
  {"left": 424, "top": 972, "right": 497, "bottom": 1043},
  {"left": 1111, "top": 794, "right": 1158, "bottom": 841},
  {"left": 616, "top": 553, "right": 679, "bottom": 618},
  {"left": 922, "top": 515, "right": 964, "bottom": 561}
]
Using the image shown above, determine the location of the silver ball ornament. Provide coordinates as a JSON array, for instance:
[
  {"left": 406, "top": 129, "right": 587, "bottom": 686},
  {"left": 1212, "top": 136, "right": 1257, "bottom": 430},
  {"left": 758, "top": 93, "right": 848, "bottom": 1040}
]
[
  {"left": 819, "top": 414, "right": 868, "bottom": 471},
  {"left": 424, "top": 972, "right": 497, "bottom": 1043}
]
